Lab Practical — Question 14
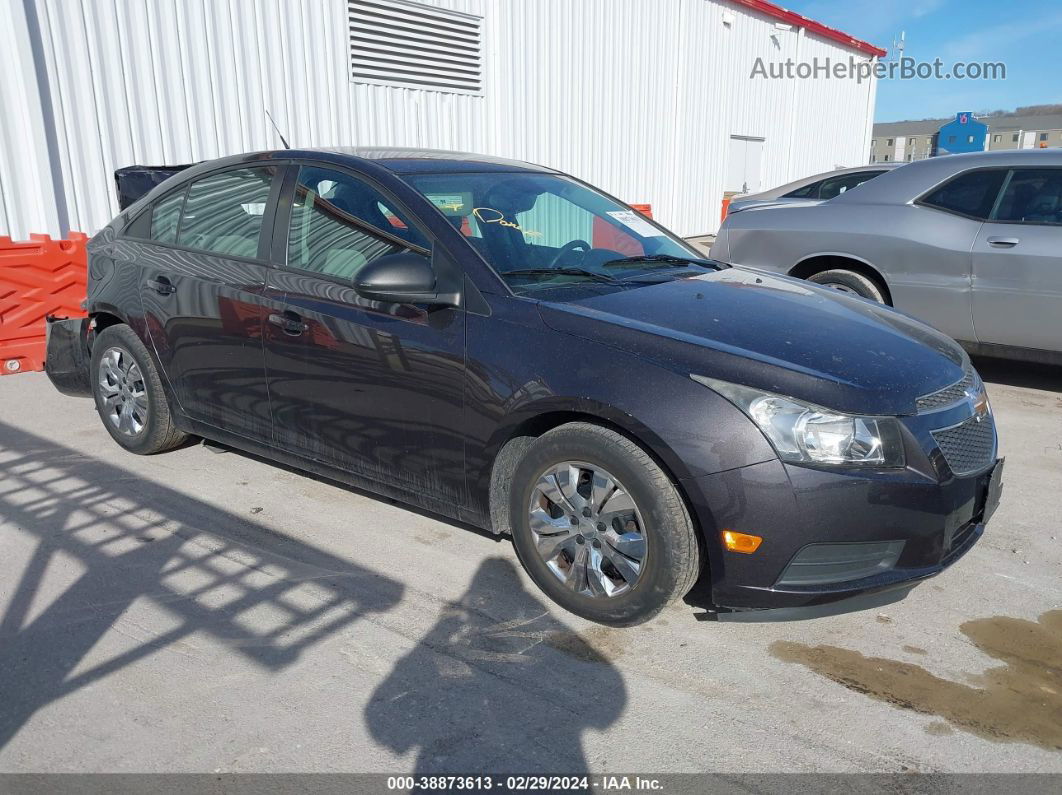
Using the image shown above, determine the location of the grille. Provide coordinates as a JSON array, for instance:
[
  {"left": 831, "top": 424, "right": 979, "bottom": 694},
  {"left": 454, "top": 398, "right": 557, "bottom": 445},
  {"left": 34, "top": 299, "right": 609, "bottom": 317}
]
[
  {"left": 931, "top": 414, "right": 996, "bottom": 476},
  {"left": 916, "top": 370, "right": 976, "bottom": 412},
  {"left": 348, "top": 0, "right": 484, "bottom": 94}
]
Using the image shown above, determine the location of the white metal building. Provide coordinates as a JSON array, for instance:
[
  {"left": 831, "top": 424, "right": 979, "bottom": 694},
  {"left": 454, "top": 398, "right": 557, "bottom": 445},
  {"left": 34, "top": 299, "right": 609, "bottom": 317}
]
[{"left": 0, "top": 0, "right": 882, "bottom": 241}]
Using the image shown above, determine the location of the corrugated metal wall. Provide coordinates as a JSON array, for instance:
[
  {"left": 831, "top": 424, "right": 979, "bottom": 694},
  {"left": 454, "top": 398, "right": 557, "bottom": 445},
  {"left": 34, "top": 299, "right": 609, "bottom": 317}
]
[{"left": 0, "top": 0, "right": 877, "bottom": 240}]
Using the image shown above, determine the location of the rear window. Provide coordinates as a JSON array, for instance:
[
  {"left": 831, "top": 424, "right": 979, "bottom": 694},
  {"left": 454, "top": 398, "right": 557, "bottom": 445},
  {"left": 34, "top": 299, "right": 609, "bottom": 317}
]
[
  {"left": 177, "top": 167, "right": 277, "bottom": 258},
  {"left": 920, "top": 169, "right": 1006, "bottom": 220}
]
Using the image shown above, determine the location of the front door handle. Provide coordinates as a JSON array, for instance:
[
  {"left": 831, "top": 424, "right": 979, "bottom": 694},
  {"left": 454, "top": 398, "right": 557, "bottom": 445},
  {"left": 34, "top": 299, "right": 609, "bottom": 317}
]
[
  {"left": 987, "top": 237, "right": 1019, "bottom": 248},
  {"left": 146, "top": 276, "right": 176, "bottom": 295},
  {"left": 268, "top": 312, "right": 309, "bottom": 336}
]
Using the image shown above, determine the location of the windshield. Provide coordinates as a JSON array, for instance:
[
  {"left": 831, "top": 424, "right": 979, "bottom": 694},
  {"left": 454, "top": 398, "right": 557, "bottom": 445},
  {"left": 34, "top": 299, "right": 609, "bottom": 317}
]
[{"left": 403, "top": 172, "right": 708, "bottom": 293}]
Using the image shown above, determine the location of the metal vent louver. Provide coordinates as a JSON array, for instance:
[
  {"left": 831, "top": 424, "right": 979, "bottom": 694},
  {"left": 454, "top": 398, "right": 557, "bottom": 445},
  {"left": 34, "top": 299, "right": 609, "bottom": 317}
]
[{"left": 348, "top": 0, "right": 484, "bottom": 94}]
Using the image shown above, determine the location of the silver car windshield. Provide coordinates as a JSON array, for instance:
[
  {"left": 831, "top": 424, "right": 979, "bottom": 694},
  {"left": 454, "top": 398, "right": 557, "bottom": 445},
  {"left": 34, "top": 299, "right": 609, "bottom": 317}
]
[{"left": 404, "top": 172, "right": 706, "bottom": 291}]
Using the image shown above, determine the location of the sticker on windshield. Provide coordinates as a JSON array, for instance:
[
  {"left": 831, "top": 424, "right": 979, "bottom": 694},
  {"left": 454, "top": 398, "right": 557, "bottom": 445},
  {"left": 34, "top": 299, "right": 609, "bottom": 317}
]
[{"left": 606, "top": 210, "right": 662, "bottom": 237}]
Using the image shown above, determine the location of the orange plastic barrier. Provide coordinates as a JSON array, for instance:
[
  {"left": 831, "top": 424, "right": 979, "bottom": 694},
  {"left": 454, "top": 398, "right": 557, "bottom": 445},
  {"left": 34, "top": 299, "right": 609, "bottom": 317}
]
[{"left": 0, "top": 233, "right": 88, "bottom": 375}]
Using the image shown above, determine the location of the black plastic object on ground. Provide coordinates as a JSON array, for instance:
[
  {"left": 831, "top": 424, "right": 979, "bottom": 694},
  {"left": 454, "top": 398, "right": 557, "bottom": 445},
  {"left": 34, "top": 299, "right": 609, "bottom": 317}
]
[{"left": 114, "top": 165, "right": 195, "bottom": 210}]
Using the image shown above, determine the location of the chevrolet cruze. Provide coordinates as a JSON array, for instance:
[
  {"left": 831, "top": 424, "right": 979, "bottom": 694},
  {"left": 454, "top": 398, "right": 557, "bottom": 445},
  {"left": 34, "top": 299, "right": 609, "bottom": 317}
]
[{"left": 46, "top": 148, "right": 1003, "bottom": 626}]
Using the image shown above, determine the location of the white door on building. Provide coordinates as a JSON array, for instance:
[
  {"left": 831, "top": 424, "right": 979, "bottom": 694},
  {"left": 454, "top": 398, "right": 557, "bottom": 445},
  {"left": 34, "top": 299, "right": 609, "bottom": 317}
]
[{"left": 726, "top": 136, "right": 765, "bottom": 194}]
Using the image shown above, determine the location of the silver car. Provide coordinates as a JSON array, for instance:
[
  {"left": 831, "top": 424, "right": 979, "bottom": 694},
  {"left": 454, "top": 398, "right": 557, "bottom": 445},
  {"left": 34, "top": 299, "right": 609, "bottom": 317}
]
[
  {"left": 726, "top": 163, "right": 901, "bottom": 215},
  {"left": 710, "top": 150, "right": 1062, "bottom": 364}
]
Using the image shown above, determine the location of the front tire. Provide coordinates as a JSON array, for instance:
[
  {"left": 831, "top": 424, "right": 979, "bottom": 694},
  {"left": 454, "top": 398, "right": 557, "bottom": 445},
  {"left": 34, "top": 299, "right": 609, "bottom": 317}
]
[
  {"left": 509, "top": 423, "right": 700, "bottom": 627},
  {"left": 90, "top": 324, "right": 188, "bottom": 455},
  {"left": 807, "top": 268, "right": 887, "bottom": 303}
]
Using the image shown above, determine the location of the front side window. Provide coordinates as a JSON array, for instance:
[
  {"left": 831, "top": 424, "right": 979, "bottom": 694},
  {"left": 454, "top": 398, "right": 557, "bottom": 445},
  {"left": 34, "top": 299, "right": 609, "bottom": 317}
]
[
  {"left": 149, "top": 189, "right": 185, "bottom": 244},
  {"left": 286, "top": 166, "right": 428, "bottom": 280},
  {"left": 177, "top": 167, "right": 277, "bottom": 258},
  {"left": 993, "top": 169, "right": 1062, "bottom": 225},
  {"left": 919, "top": 169, "right": 1006, "bottom": 220},
  {"left": 405, "top": 172, "right": 705, "bottom": 294}
]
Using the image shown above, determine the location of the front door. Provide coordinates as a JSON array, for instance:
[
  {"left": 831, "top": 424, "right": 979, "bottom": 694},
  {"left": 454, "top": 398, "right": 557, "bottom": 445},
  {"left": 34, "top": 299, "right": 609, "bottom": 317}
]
[
  {"left": 972, "top": 167, "right": 1062, "bottom": 351},
  {"left": 262, "top": 163, "right": 467, "bottom": 503},
  {"left": 138, "top": 164, "right": 282, "bottom": 440}
]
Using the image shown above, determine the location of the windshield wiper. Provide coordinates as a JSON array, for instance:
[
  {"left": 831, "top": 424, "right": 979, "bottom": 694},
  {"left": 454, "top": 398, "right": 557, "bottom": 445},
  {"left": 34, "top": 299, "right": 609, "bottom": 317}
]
[
  {"left": 602, "top": 254, "right": 727, "bottom": 270},
  {"left": 502, "top": 268, "right": 621, "bottom": 284}
]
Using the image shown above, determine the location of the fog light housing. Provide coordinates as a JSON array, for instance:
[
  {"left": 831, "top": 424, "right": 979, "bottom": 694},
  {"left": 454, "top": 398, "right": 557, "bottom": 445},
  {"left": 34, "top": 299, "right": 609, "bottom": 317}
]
[{"left": 776, "top": 540, "right": 905, "bottom": 586}]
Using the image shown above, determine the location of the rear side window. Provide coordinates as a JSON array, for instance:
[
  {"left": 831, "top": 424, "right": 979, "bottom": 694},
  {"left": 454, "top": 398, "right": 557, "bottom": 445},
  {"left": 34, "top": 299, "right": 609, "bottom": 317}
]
[
  {"left": 783, "top": 180, "right": 821, "bottom": 199},
  {"left": 150, "top": 189, "right": 185, "bottom": 244},
  {"left": 286, "top": 166, "right": 427, "bottom": 280},
  {"left": 818, "top": 170, "right": 881, "bottom": 199},
  {"left": 920, "top": 169, "right": 1006, "bottom": 220},
  {"left": 993, "top": 169, "right": 1062, "bottom": 225},
  {"left": 177, "top": 167, "right": 277, "bottom": 258}
]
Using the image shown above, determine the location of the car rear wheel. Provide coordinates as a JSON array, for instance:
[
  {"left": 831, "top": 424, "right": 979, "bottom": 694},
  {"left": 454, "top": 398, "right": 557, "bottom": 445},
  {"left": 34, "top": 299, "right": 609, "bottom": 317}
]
[
  {"left": 91, "top": 324, "right": 188, "bottom": 455},
  {"left": 509, "top": 422, "right": 700, "bottom": 626},
  {"left": 808, "top": 268, "right": 886, "bottom": 303}
]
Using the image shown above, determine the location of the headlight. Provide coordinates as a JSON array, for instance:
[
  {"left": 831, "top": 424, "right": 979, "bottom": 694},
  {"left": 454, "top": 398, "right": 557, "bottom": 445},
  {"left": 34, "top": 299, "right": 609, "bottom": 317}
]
[{"left": 692, "top": 375, "right": 905, "bottom": 468}]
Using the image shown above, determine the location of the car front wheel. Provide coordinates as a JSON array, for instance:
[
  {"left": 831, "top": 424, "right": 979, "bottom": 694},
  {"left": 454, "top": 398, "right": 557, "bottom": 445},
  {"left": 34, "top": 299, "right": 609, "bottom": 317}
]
[
  {"left": 90, "top": 324, "right": 188, "bottom": 455},
  {"left": 509, "top": 422, "right": 701, "bottom": 626}
]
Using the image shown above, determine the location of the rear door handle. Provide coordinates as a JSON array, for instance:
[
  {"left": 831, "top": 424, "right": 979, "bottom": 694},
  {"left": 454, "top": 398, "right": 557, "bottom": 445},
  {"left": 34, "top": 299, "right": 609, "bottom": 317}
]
[
  {"left": 986, "top": 237, "right": 1019, "bottom": 248},
  {"left": 146, "top": 276, "right": 176, "bottom": 295},
  {"left": 268, "top": 312, "right": 309, "bottom": 336}
]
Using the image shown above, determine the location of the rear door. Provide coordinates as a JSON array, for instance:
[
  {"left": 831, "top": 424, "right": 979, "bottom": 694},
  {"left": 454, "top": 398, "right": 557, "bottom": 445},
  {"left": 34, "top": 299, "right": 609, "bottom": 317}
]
[
  {"left": 972, "top": 167, "right": 1062, "bottom": 352},
  {"left": 138, "top": 164, "right": 283, "bottom": 440},
  {"left": 261, "top": 163, "right": 467, "bottom": 503}
]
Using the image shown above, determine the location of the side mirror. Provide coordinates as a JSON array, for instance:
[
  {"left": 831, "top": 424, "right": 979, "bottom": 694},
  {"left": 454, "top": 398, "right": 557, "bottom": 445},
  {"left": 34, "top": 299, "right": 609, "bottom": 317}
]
[{"left": 353, "top": 251, "right": 461, "bottom": 307}]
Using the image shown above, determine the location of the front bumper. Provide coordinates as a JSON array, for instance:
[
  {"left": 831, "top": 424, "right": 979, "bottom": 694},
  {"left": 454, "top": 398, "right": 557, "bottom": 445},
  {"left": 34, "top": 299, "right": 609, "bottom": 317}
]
[{"left": 681, "top": 456, "right": 1002, "bottom": 612}]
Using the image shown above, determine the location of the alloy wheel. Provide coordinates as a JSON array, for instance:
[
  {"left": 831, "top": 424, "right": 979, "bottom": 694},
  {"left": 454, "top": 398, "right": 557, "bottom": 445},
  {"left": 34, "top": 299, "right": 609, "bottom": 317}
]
[
  {"left": 98, "top": 347, "right": 148, "bottom": 436},
  {"left": 528, "top": 461, "right": 647, "bottom": 598}
]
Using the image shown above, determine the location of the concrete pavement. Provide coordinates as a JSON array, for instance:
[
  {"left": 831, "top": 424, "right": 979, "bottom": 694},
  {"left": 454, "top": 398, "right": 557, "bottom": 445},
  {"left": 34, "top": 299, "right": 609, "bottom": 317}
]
[{"left": 0, "top": 362, "right": 1059, "bottom": 773}]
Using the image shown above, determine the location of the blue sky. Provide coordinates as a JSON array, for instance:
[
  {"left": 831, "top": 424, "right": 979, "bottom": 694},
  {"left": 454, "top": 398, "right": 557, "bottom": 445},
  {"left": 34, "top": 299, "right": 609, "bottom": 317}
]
[{"left": 783, "top": 0, "right": 1062, "bottom": 121}]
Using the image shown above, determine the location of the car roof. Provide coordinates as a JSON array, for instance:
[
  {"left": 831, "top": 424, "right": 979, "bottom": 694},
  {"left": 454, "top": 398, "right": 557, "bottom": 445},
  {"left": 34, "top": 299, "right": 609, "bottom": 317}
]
[
  {"left": 209, "top": 146, "right": 559, "bottom": 175},
  {"left": 319, "top": 146, "right": 559, "bottom": 174},
  {"left": 120, "top": 147, "right": 563, "bottom": 220},
  {"left": 832, "top": 148, "right": 1062, "bottom": 205},
  {"left": 739, "top": 163, "right": 902, "bottom": 201}
]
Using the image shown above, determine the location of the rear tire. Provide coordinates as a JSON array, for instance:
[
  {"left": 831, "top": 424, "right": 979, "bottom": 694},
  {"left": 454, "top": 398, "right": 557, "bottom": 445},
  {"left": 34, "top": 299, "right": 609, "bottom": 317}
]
[
  {"left": 808, "top": 268, "right": 886, "bottom": 303},
  {"left": 509, "top": 422, "right": 700, "bottom": 627},
  {"left": 90, "top": 324, "right": 188, "bottom": 455}
]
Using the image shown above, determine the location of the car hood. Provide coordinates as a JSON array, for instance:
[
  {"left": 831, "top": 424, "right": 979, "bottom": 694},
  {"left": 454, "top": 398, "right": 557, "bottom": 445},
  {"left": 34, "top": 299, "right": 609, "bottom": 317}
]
[{"left": 537, "top": 268, "right": 968, "bottom": 416}]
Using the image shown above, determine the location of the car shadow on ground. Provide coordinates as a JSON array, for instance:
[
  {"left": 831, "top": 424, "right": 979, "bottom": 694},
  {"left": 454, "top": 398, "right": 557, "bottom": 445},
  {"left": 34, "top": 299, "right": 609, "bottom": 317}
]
[
  {"left": 0, "top": 420, "right": 405, "bottom": 751},
  {"left": 973, "top": 356, "right": 1062, "bottom": 393},
  {"left": 365, "top": 556, "right": 627, "bottom": 776}
]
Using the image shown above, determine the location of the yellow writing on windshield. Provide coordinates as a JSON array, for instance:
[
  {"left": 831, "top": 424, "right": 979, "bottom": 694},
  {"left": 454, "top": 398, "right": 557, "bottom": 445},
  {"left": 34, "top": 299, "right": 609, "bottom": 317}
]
[{"left": 473, "top": 207, "right": 542, "bottom": 238}]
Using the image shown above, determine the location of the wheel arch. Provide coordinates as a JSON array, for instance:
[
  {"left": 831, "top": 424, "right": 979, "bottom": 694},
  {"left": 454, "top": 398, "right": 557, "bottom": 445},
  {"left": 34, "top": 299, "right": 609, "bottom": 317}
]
[
  {"left": 788, "top": 253, "right": 892, "bottom": 305},
  {"left": 485, "top": 403, "right": 702, "bottom": 547}
]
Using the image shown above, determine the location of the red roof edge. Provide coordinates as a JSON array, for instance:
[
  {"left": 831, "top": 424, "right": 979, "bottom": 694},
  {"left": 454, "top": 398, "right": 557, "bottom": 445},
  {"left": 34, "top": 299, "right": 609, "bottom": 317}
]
[{"left": 728, "top": 0, "right": 888, "bottom": 58}]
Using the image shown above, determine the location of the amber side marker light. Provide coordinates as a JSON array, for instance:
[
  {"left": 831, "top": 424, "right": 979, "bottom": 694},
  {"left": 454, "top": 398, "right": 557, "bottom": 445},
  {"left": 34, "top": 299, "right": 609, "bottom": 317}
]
[{"left": 722, "top": 530, "right": 763, "bottom": 554}]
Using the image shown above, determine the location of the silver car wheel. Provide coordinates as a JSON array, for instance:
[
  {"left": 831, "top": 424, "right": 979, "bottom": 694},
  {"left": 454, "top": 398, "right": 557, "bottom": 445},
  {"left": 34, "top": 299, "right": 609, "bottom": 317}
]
[
  {"left": 98, "top": 347, "right": 148, "bottom": 436},
  {"left": 824, "top": 282, "right": 857, "bottom": 295},
  {"left": 528, "top": 461, "right": 647, "bottom": 598}
]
